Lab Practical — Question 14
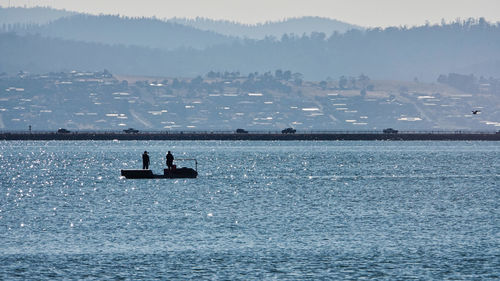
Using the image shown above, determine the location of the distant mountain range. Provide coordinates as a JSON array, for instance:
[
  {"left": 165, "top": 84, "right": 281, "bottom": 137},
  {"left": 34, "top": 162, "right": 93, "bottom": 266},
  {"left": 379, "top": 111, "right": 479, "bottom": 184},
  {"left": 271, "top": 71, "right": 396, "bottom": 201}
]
[
  {"left": 168, "top": 16, "right": 362, "bottom": 39},
  {"left": 1, "top": 7, "right": 499, "bottom": 81},
  {"left": 8, "top": 14, "right": 237, "bottom": 50},
  {"left": 0, "top": 7, "right": 361, "bottom": 49}
]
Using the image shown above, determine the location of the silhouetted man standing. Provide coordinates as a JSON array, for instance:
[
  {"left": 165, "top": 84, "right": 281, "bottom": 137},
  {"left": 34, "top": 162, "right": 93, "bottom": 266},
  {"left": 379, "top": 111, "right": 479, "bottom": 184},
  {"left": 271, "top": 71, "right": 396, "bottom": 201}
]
[
  {"left": 142, "top": 151, "right": 150, "bottom": 169},
  {"left": 166, "top": 151, "right": 174, "bottom": 171}
]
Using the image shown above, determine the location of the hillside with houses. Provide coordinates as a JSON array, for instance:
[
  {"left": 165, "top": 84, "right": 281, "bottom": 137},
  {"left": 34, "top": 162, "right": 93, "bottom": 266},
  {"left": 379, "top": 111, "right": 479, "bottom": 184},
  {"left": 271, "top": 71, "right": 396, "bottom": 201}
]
[{"left": 0, "top": 70, "right": 498, "bottom": 132}]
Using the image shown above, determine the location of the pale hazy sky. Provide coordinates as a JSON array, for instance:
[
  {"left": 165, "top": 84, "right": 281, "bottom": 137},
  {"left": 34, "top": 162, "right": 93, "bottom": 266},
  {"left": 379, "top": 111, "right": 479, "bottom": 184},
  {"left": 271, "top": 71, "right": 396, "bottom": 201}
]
[{"left": 1, "top": 0, "right": 500, "bottom": 27}]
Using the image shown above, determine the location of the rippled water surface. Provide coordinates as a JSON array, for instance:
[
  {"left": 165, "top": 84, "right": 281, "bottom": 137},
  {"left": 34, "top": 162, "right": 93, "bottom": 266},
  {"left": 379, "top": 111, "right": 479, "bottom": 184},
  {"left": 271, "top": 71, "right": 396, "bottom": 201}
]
[{"left": 1, "top": 141, "right": 499, "bottom": 279}]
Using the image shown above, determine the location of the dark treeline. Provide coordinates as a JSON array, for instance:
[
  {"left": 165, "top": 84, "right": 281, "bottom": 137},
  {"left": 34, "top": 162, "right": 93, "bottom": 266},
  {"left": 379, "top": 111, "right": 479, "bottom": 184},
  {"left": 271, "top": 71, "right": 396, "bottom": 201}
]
[
  {"left": 136, "top": 70, "right": 299, "bottom": 95},
  {"left": 438, "top": 73, "right": 500, "bottom": 94},
  {"left": 1, "top": 18, "right": 499, "bottom": 81},
  {"left": 136, "top": 70, "right": 370, "bottom": 95}
]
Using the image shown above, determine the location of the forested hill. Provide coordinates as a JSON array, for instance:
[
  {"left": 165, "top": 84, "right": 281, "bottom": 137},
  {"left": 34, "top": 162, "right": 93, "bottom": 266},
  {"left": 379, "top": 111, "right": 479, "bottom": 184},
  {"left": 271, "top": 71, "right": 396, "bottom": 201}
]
[
  {"left": 1, "top": 7, "right": 360, "bottom": 42},
  {"left": 168, "top": 16, "right": 362, "bottom": 39},
  {"left": 3, "top": 13, "right": 238, "bottom": 50},
  {"left": 1, "top": 19, "right": 499, "bottom": 81}
]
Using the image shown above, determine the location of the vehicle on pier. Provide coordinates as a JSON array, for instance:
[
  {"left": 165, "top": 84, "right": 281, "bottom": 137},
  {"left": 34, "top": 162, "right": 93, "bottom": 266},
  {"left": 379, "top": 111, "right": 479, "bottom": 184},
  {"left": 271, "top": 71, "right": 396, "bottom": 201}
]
[
  {"left": 383, "top": 128, "right": 398, "bottom": 134},
  {"left": 281, "top": 127, "right": 296, "bottom": 134},
  {"left": 123, "top": 128, "right": 139, "bottom": 134}
]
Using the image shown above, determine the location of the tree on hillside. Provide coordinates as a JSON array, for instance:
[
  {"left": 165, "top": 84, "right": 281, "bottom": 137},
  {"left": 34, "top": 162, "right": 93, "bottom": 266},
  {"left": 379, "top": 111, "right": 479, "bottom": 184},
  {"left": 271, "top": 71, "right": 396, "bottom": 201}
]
[
  {"left": 275, "top": 69, "right": 283, "bottom": 80},
  {"left": 339, "top": 76, "right": 348, "bottom": 89},
  {"left": 283, "top": 70, "right": 292, "bottom": 81},
  {"left": 437, "top": 73, "right": 478, "bottom": 92},
  {"left": 358, "top": 74, "right": 370, "bottom": 88}
]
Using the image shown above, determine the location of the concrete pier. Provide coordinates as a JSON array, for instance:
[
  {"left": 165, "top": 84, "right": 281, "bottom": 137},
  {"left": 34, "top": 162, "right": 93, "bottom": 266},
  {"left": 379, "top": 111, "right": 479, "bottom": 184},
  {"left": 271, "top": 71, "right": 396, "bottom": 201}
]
[{"left": 1, "top": 131, "right": 499, "bottom": 141}]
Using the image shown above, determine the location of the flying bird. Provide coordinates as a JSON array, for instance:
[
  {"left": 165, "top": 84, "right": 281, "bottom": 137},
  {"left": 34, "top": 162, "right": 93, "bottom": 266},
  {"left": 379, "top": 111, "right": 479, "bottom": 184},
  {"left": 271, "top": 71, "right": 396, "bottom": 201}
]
[{"left": 472, "top": 110, "right": 480, "bottom": 115}]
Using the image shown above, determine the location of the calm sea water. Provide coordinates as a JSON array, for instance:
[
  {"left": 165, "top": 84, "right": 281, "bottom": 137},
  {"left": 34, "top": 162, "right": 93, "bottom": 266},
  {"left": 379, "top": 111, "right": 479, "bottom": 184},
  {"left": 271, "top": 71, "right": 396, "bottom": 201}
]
[{"left": 0, "top": 141, "right": 499, "bottom": 280}]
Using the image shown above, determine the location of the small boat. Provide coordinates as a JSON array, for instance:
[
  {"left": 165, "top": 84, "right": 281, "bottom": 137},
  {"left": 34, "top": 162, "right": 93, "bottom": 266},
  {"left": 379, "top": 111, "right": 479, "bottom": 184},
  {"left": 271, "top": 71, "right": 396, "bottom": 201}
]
[{"left": 121, "top": 159, "right": 198, "bottom": 179}]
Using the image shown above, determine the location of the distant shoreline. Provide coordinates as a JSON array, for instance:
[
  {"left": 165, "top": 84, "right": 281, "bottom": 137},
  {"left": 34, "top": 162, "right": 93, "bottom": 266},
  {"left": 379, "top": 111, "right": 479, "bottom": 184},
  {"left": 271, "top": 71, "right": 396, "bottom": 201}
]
[{"left": 1, "top": 132, "right": 499, "bottom": 141}]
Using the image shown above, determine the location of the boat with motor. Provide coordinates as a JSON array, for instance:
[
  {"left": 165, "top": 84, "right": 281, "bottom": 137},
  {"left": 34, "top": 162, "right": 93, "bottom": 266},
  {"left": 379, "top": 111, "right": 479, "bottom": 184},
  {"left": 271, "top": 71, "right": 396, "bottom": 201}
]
[{"left": 121, "top": 159, "right": 198, "bottom": 179}]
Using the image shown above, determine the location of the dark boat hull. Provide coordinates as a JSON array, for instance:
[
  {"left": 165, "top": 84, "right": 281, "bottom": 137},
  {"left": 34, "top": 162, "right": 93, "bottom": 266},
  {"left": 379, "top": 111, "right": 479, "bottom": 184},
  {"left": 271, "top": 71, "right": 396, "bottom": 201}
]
[
  {"left": 163, "top": 168, "right": 198, "bottom": 178},
  {"left": 121, "top": 168, "right": 197, "bottom": 179}
]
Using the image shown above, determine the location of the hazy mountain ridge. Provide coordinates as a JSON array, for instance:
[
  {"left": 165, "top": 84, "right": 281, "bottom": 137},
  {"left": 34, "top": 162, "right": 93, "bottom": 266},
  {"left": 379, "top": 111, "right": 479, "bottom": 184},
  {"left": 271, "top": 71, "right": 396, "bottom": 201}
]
[
  {"left": 1, "top": 7, "right": 499, "bottom": 81},
  {"left": 2, "top": 13, "right": 238, "bottom": 50},
  {"left": 0, "top": 6, "right": 75, "bottom": 25},
  {"left": 1, "top": 7, "right": 361, "bottom": 39},
  {"left": 1, "top": 19, "right": 499, "bottom": 81},
  {"left": 0, "top": 7, "right": 360, "bottom": 49},
  {"left": 168, "top": 16, "right": 362, "bottom": 39}
]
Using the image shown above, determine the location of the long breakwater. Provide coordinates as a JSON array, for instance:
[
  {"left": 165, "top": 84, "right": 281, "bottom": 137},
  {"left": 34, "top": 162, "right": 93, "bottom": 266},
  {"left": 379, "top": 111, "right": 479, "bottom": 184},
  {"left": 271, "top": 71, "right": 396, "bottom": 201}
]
[{"left": 1, "top": 131, "right": 499, "bottom": 141}]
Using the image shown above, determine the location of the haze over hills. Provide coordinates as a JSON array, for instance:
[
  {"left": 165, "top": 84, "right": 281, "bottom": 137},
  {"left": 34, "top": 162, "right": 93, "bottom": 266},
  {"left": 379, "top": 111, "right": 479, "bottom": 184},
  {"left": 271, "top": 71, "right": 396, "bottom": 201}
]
[
  {"left": 0, "top": 7, "right": 360, "bottom": 49},
  {"left": 168, "top": 16, "right": 362, "bottom": 39},
  {"left": 0, "top": 7, "right": 362, "bottom": 39},
  {"left": 1, "top": 19, "right": 500, "bottom": 81},
  {"left": 2, "top": 12, "right": 238, "bottom": 50},
  {"left": 1, "top": 7, "right": 499, "bottom": 81},
  {"left": 0, "top": 6, "right": 75, "bottom": 25}
]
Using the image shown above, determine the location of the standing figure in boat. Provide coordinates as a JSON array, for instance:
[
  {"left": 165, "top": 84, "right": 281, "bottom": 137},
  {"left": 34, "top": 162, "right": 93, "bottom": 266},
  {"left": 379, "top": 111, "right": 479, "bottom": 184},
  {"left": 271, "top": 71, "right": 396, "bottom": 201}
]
[
  {"left": 142, "top": 151, "right": 150, "bottom": 169},
  {"left": 166, "top": 151, "right": 174, "bottom": 171}
]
